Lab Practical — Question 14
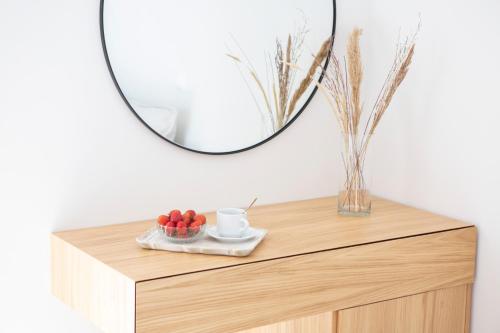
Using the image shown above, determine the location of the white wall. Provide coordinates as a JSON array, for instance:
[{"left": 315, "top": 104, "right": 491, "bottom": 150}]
[
  {"left": 357, "top": 1, "right": 500, "bottom": 332},
  {"left": 0, "top": 0, "right": 498, "bottom": 332}
]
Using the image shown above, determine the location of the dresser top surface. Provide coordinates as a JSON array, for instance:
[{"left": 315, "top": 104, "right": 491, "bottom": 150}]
[{"left": 52, "top": 196, "right": 473, "bottom": 282}]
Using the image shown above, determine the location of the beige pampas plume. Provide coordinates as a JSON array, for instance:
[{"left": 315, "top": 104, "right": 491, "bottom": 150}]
[
  {"left": 287, "top": 37, "right": 332, "bottom": 119},
  {"left": 347, "top": 28, "right": 363, "bottom": 134}
]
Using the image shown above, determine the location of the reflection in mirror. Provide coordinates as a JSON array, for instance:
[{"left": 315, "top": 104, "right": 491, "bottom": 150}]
[{"left": 102, "top": 0, "right": 335, "bottom": 154}]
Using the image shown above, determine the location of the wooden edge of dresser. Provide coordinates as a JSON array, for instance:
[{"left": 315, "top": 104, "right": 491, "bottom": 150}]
[
  {"left": 135, "top": 227, "right": 477, "bottom": 333},
  {"left": 464, "top": 284, "right": 473, "bottom": 333},
  {"left": 333, "top": 311, "right": 338, "bottom": 333},
  {"left": 51, "top": 234, "right": 135, "bottom": 333}
]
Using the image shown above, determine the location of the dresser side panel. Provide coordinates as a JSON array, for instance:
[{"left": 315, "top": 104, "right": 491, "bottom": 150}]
[{"left": 51, "top": 234, "right": 135, "bottom": 333}]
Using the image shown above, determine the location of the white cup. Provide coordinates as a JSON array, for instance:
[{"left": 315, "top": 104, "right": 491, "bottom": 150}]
[{"left": 216, "top": 208, "right": 250, "bottom": 238}]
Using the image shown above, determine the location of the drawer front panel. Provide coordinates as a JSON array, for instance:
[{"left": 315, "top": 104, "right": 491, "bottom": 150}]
[{"left": 136, "top": 228, "right": 476, "bottom": 333}]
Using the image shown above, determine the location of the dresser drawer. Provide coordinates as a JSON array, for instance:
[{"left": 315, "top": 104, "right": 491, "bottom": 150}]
[{"left": 136, "top": 228, "right": 476, "bottom": 333}]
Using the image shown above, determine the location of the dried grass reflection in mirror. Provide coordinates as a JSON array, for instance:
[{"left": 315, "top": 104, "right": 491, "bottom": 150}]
[
  {"left": 226, "top": 19, "right": 331, "bottom": 135},
  {"left": 102, "top": 0, "right": 335, "bottom": 154}
]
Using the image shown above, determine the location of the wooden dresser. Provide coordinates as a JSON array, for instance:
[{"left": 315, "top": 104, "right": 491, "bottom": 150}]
[{"left": 51, "top": 196, "right": 476, "bottom": 333}]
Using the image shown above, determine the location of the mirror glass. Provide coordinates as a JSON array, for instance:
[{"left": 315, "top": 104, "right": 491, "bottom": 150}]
[{"left": 102, "top": 0, "right": 335, "bottom": 154}]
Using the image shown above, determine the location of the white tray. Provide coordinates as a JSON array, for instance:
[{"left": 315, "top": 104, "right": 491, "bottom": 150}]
[{"left": 136, "top": 226, "right": 267, "bottom": 257}]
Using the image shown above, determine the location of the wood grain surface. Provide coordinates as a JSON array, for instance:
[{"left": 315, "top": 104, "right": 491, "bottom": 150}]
[
  {"left": 51, "top": 235, "right": 135, "bottom": 333},
  {"left": 53, "top": 196, "right": 473, "bottom": 282},
  {"left": 135, "top": 228, "right": 476, "bottom": 333},
  {"left": 337, "top": 285, "right": 470, "bottom": 333},
  {"left": 238, "top": 312, "right": 335, "bottom": 333}
]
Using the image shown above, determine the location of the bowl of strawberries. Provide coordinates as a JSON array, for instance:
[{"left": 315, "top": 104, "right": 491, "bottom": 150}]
[{"left": 157, "top": 209, "right": 207, "bottom": 243}]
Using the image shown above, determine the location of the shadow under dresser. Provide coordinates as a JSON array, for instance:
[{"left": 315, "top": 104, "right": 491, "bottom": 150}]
[{"left": 51, "top": 196, "right": 476, "bottom": 333}]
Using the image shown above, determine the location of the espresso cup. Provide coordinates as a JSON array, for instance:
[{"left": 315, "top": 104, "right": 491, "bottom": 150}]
[{"left": 216, "top": 208, "right": 249, "bottom": 238}]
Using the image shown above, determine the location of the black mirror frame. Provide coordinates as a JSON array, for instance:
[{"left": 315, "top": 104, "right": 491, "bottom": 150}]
[{"left": 99, "top": 0, "right": 336, "bottom": 155}]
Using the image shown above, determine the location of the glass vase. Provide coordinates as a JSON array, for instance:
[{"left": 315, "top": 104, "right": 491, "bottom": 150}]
[{"left": 338, "top": 132, "right": 372, "bottom": 216}]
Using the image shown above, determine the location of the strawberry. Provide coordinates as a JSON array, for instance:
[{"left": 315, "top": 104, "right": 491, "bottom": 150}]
[
  {"left": 177, "top": 226, "right": 187, "bottom": 238},
  {"left": 193, "top": 214, "right": 206, "bottom": 225},
  {"left": 188, "top": 224, "right": 200, "bottom": 234},
  {"left": 182, "top": 215, "right": 191, "bottom": 225},
  {"left": 190, "top": 220, "right": 201, "bottom": 227},
  {"left": 169, "top": 210, "right": 182, "bottom": 222},
  {"left": 157, "top": 215, "right": 170, "bottom": 226},
  {"left": 184, "top": 210, "right": 196, "bottom": 220},
  {"left": 165, "top": 221, "right": 176, "bottom": 236}
]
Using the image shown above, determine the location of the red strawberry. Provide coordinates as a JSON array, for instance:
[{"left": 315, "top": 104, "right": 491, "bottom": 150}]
[
  {"left": 165, "top": 221, "right": 176, "bottom": 237},
  {"left": 193, "top": 214, "right": 206, "bottom": 225},
  {"left": 182, "top": 215, "right": 191, "bottom": 225},
  {"left": 157, "top": 215, "right": 170, "bottom": 226},
  {"left": 190, "top": 220, "right": 201, "bottom": 227},
  {"left": 169, "top": 210, "right": 182, "bottom": 222},
  {"left": 165, "top": 221, "right": 176, "bottom": 236},
  {"left": 177, "top": 226, "right": 187, "bottom": 238},
  {"left": 184, "top": 210, "right": 196, "bottom": 219},
  {"left": 188, "top": 223, "right": 200, "bottom": 234}
]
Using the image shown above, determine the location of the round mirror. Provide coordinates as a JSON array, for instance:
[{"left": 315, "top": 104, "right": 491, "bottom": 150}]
[{"left": 101, "top": 0, "right": 336, "bottom": 154}]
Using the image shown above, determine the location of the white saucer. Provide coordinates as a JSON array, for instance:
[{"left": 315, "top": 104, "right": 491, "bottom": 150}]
[{"left": 207, "top": 225, "right": 258, "bottom": 243}]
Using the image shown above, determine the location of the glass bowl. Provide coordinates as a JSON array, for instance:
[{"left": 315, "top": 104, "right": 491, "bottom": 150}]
[{"left": 157, "top": 223, "right": 206, "bottom": 243}]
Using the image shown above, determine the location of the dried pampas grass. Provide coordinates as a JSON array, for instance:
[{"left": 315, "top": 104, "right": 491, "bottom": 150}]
[
  {"left": 227, "top": 20, "right": 330, "bottom": 134},
  {"left": 347, "top": 28, "right": 363, "bottom": 134},
  {"left": 317, "top": 24, "right": 419, "bottom": 213},
  {"left": 287, "top": 37, "right": 332, "bottom": 121},
  {"left": 369, "top": 43, "right": 415, "bottom": 135},
  {"left": 319, "top": 25, "right": 418, "bottom": 153}
]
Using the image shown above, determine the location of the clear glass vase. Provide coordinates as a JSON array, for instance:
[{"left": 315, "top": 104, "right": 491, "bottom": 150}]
[{"left": 338, "top": 132, "right": 372, "bottom": 216}]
